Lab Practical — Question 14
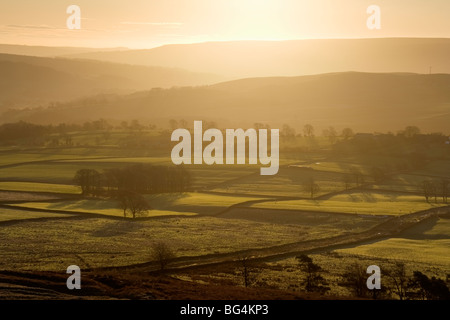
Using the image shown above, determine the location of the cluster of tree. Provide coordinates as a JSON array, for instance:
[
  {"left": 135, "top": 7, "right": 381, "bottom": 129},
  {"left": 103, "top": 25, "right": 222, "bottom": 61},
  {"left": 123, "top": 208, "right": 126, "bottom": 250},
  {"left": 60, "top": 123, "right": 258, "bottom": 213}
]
[
  {"left": 118, "top": 191, "right": 152, "bottom": 219},
  {"left": 341, "top": 262, "right": 450, "bottom": 300},
  {"left": 279, "top": 123, "right": 354, "bottom": 142},
  {"left": 421, "top": 179, "right": 449, "bottom": 203},
  {"left": 0, "top": 121, "right": 49, "bottom": 142},
  {"left": 231, "top": 255, "right": 449, "bottom": 300},
  {"left": 342, "top": 170, "right": 366, "bottom": 191},
  {"left": 334, "top": 127, "right": 448, "bottom": 159},
  {"left": 73, "top": 163, "right": 191, "bottom": 197}
]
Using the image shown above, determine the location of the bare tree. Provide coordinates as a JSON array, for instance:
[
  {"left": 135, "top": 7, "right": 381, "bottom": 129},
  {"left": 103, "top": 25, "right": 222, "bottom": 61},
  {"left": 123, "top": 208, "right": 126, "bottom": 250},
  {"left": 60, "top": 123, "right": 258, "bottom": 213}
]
[
  {"left": 386, "top": 262, "right": 408, "bottom": 300},
  {"left": 303, "top": 124, "right": 315, "bottom": 138},
  {"left": 323, "top": 126, "right": 338, "bottom": 144},
  {"left": 403, "top": 126, "right": 421, "bottom": 138},
  {"left": 127, "top": 193, "right": 151, "bottom": 218},
  {"left": 342, "top": 174, "right": 353, "bottom": 191},
  {"left": 238, "top": 256, "right": 254, "bottom": 288},
  {"left": 341, "top": 128, "right": 354, "bottom": 140},
  {"left": 296, "top": 254, "right": 329, "bottom": 294},
  {"left": 351, "top": 169, "right": 365, "bottom": 188},
  {"left": 118, "top": 192, "right": 151, "bottom": 218},
  {"left": 340, "top": 263, "right": 368, "bottom": 298},
  {"left": 440, "top": 179, "right": 449, "bottom": 203},
  {"left": 303, "top": 177, "right": 320, "bottom": 199},
  {"left": 150, "top": 242, "right": 176, "bottom": 271},
  {"left": 422, "top": 180, "right": 433, "bottom": 203},
  {"left": 281, "top": 124, "right": 296, "bottom": 139},
  {"left": 73, "top": 169, "right": 101, "bottom": 196}
]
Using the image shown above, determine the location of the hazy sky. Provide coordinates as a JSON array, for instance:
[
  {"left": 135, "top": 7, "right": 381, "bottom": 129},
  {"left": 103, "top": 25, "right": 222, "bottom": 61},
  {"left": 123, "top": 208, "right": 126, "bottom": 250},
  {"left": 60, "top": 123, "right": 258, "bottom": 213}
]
[{"left": 0, "top": 0, "right": 449, "bottom": 48}]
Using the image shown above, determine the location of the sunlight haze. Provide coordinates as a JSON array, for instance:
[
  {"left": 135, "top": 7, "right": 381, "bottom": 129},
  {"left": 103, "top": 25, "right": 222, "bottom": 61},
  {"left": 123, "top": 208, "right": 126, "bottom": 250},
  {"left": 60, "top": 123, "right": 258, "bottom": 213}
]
[{"left": 0, "top": 0, "right": 449, "bottom": 48}]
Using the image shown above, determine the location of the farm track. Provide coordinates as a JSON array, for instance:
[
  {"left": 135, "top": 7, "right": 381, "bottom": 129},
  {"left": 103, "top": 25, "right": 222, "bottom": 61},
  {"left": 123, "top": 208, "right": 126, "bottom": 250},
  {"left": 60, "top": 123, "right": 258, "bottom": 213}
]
[{"left": 96, "top": 206, "right": 450, "bottom": 274}]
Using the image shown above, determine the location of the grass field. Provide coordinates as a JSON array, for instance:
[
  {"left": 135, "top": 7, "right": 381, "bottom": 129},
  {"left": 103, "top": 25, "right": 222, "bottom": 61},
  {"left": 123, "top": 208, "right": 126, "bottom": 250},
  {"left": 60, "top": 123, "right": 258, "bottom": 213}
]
[
  {"left": 306, "top": 161, "right": 372, "bottom": 175},
  {"left": 0, "top": 182, "right": 79, "bottom": 194},
  {"left": 0, "top": 208, "right": 73, "bottom": 222},
  {"left": 10, "top": 200, "right": 198, "bottom": 218},
  {"left": 210, "top": 167, "right": 346, "bottom": 197},
  {"left": 219, "top": 207, "right": 385, "bottom": 232},
  {"left": 10, "top": 192, "right": 263, "bottom": 217},
  {"left": 250, "top": 191, "right": 445, "bottom": 215},
  {"left": 335, "top": 216, "right": 450, "bottom": 267},
  {"left": 0, "top": 131, "right": 449, "bottom": 299},
  {"left": 412, "top": 160, "right": 450, "bottom": 178},
  {"left": 145, "top": 192, "right": 263, "bottom": 214},
  {"left": 0, "top": 216, "right": 325, "bottom": 271}
]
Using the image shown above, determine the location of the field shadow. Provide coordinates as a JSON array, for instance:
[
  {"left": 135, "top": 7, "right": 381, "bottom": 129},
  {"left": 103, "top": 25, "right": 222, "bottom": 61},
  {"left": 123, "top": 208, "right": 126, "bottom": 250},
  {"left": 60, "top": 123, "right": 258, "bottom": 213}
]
[
  {"left": 146, "top": 193, "right": 189, "bottom": 209},
  {"left": 395, "top": 216, "right": 449, "bottom": 240},
  {"left": 91, "top": 220, "right": 145, "bottom": 237}
]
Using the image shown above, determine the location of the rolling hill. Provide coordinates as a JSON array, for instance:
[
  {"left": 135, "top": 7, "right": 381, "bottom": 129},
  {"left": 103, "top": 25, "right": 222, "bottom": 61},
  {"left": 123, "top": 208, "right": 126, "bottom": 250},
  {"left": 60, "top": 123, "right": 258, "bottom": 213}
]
[
  {"left": 0, "top": 54, "right": 223, "bottom": 109},
  {"left": 0, "top": 44, "right": 127, "bottom": 57},
  {"left": 3, "top": 72, "right": 450, "bottom": 133},
  {"left": 63, "top": 38, "right": 450, "bottom": 78}
]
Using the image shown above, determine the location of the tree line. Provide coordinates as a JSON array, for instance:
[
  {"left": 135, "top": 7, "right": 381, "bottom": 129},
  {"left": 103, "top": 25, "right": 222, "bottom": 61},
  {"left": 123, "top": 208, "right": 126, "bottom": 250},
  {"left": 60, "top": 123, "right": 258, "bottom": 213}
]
[
  {"left": 421, "top": 179, "right": 449, "bottom": 203},
  {"left": 74, "top": 163, "right": 191, "bottom": 197},
  {"left": 238, "top": 254, "right": 450, "bottom": 300}
]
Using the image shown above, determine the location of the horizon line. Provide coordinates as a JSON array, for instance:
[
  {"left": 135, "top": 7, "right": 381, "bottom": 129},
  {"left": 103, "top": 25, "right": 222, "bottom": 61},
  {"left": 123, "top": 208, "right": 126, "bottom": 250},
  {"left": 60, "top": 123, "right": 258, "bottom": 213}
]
[{"left": 1, "top": 36, "right": 450, "bottom": 51}]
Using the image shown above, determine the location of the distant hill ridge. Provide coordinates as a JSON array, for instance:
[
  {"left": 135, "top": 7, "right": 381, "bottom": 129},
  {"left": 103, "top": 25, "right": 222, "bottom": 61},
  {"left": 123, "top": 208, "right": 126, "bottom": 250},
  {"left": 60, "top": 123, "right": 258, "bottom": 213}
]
[
  {"left": 63, "top": 38, "right": 450, "bottom": 77},
  {"left": 3, "top": 72, "right": 450, "bottom": 134},
  {"left": 0, "top": 53, "right": 223, "bottom": 108}
]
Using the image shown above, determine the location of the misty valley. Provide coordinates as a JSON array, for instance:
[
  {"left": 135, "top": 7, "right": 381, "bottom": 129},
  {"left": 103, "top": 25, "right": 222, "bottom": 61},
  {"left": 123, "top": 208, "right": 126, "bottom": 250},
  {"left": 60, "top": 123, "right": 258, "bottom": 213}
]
[{"left": 0, "top": 38, "right": 449, "bottom": 301}]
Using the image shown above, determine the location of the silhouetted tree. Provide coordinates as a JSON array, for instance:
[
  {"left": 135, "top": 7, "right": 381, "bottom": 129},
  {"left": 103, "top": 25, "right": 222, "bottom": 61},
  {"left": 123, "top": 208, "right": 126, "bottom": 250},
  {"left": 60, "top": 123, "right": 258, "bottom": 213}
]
[
  {"left": 303, "top": 124, "right": 314, "bottom": 138},
  {"left": 407, "top": 271, "right": 450, "bottom": 300},
  {"left": 341, "top": 128, "right": 354, "bottom": 140},
  {"left": 440, "top": 179, "right": 449, "bottom": 203},
  {"left": 403, "top": 126, "right": 421, "bottom": 138},
  {"left": 150, "top": 242, "right": 176, "bottom": 271},
  {"left": 342, "top": 174, "right": 353, "bottom": 191},
  {"left": 422, "top": 180, "right": 434, "bottom": 203},
  {"left": 323, "top": 126, "right": 338, "bottom": 144},
  {"left": 296, "top": 254, "right": 329, "bottom": 293},
  {"left": 303, "top": 177, "right": 320, "bottom": 199},
  {"left": 73, "top": 169, "right": 101, "bottom": 196},
  {"left": 370, "top": 166, "right": 386, "bottom": 183},
  {"left": 119, "top": 192, "right": 151, "bottom": 218},
  {"left": 281, "top": 124, "right": 296, "bottom": 139},
  {"left": 386, "top": 262, "right": 408, "bottom": 300},
  {"left": 340, "top": 263, "right": 369, "bottom": 298},
  {"left": 351, "top": 169, "right": 365, "bottom": 187},
  {"left": 238, "top": 256, "right": 255, "bottom": 288}
]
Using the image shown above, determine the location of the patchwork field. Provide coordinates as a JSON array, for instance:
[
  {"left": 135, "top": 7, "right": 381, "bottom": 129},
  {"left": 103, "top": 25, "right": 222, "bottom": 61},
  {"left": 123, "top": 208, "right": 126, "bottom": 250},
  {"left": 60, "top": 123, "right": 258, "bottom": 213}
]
[
  {"left": 0, "top": 207, "right": 74, "bottom": 222},
  {"left": 250, "top": 191, "right": 445, "bottom": 216},
  {"left": 0, "top": 132, "right": 448, "bottom": 299},
  {"left": 0, "top": 182, "right": 79, "bottom": 194},
  {"left": 336, "top": 216, "right": 450, "bottom": 268}
]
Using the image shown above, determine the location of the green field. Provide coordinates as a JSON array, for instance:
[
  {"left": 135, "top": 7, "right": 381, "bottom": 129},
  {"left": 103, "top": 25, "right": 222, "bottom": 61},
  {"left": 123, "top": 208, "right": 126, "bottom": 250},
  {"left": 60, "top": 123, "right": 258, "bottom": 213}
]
[{"left": 250, "top": 191, "right": 445, "bottom": 215}]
